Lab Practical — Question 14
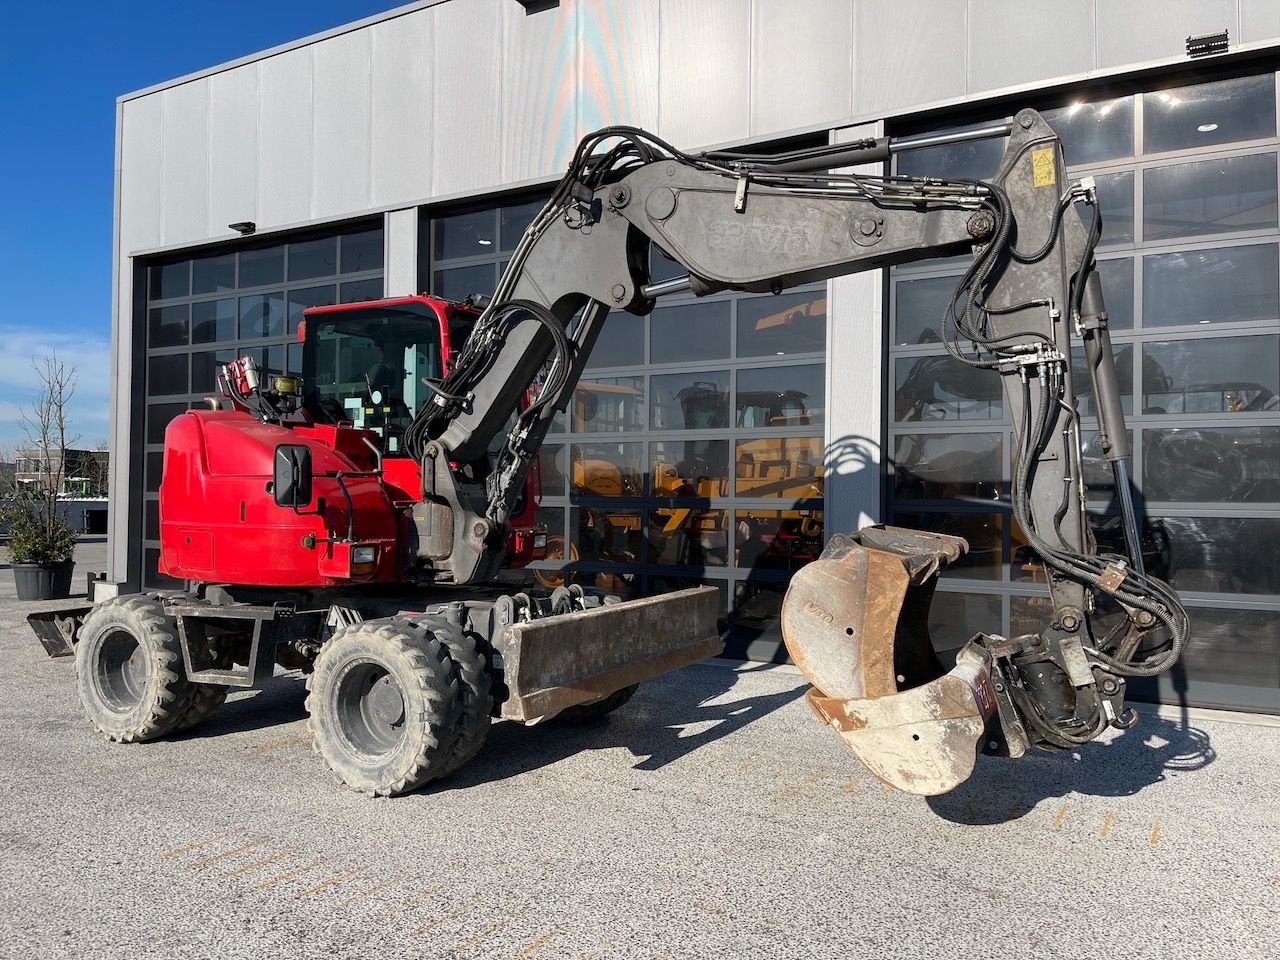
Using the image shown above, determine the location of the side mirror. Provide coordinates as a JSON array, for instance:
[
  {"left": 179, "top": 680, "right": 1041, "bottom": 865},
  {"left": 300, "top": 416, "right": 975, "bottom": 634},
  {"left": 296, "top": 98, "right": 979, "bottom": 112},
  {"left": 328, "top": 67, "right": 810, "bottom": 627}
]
[{"left": 273, "top": 444, "right": 313, "bottom": 508}]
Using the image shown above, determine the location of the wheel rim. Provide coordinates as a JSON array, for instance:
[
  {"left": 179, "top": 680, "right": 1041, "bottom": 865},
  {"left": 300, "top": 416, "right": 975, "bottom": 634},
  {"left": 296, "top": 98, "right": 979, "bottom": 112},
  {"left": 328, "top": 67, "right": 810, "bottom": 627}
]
[
  {"left": 96, "top": 629, "right": 149, "bottom": 713},
  {"left": 335, "top": 661, "right": 407, "bottom": 756}
]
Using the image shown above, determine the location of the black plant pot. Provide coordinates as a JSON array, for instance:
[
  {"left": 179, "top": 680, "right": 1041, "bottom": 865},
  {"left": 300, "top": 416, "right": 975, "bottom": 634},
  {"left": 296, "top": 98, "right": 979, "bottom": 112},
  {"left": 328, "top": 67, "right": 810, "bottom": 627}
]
[{"left": 12, "top": 560, "right": 74, "bottom": 601}]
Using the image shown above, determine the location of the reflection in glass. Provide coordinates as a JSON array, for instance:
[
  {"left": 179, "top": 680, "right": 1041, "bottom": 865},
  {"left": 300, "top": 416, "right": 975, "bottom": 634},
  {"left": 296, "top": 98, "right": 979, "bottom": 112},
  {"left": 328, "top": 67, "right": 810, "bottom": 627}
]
[
  {"left": 1079, "top": 429, "right": 1130, "bottom": 494},
  {"left": 736, "top": 291, "right": 826, "bottom": 356},
  {"left": 1071, "top": 344, "right": 1135, "bottom": 417},
  {"left": 651, "top": 300, "right": 730, "bottom": 363},
  {"left": 894, "top": 275, "right": 959, "bottom": 345},
  {"left": 571, "top": 506, "right": 644, "bottom": 566},
  {"left": 146, "top": 403, "right": 187, "bottom": 445},
  {"left": 651, "top": 371, "right": 729, "bottom": 430},
  {"left": 1143, "top": 244, "right": 1279, "bottom": 327},
  {"left": 239, "top": 245, "right": 284, "bottom": 287},
  {"left": 892, "top": 432, "right": 1002, "bottom": 501},
  {"left": 147, "top": 354, "right": 188, "bottom": 397},
  {"left": 894, "top": 356, "right": 1002, "bottom": 421},
  {"left": 191, "top": 299, "right": 236, "bottom": 344},
  {"left": 340, "top": 278, "right": 383, "bottom": 304},
  {"left": 530, "top": 506, "right": 569, "bottom": 590},
  {"left": 238, "top": 293, "right": 285, "bottom": 340},
  {"left": 929, "top": 591, "right": 1002, "bottom": 655},
  {"left": 538, "top": 443, "right": 567, "bottom": 497},
  {"left": 894, "top": 510, "right": 1002, "bottom": 580},
  {"left": 650, "top": 440, "right": 730, "bottom": 498},
  {"left": 288, "top": 236, "right": 337, "bottom": 280},
  {"left": 1144, "top": 75, "right": 1276, "bottom": 154},
  {"left": 287, "top": 285, "right": 337, "bottom": 335},
  {"left": 1044, "top": 96, "right": 1134, "bottom": 165},
  {"left": 735, "top": 437, "right": 824, "bottom": 499},
  {"left": 570, "top": 443, "right": 644, "bottom": 496},
  {"left": 434, "top": 209, "right": 495, "bottom": 260},
  {"left": 650, "top": 245, "right": 684, "bottom": 284},
  {"left": 895, "top": 120, "right": 1008, "bottom": 180},
  {"left": 649, "top": 508, "right": 729, "bottom": 567},
  {"left": 433, "top": 263, "right": 495, "bottom": 302},
  {"left": 729, "top": 578, "right": 788, "bottom": 662},
  {"left": 1095, "top": 258, "right": 1133, "bottom": 329},
  {"left": 1094, "top": 171, "right": 1134, "bottom": 247},
  {"left": 737, "top": 364, "right": 824, "bottom": 426},
  {"left": 1144, "top": 153, "right": 1279, "bottom": 241},
  {"left": 1172, "top": 607, "right": 1280, "bottom": 688},
  {"left": 734, "top": 509, "right": 823, "bottom": 572},
  {"left": 587, "top": 314, "right": 645, "bottom": 369},
  {"left": 192, "top": 253, "right": 235, "bottom": 294},
  {"left": 148, "top": 304, "right": 189, "bottom": 348},
  {"left": 1149, "top": 516, "right": 1280, "bottom": 595},
  {"left": 1142, "top": 336, "right": 1278, "bottom": 414},
  {"left": 1144, "top": 427, "right": 1280, "bottom": 503},
  {"left": 191, "top": 349, "right": 236, "bottom": 394},
  {"left": 150, "top": 260, "right": 189, "bottom": 300},
  {"left": 574, "top": 376, "right": 644, "bottom": 432},
  {"left": 340, "top": 229, "right": 384, "bottom": 274},
  {"left": 500, "top": 199, "right": 546, "bottom": 251}
]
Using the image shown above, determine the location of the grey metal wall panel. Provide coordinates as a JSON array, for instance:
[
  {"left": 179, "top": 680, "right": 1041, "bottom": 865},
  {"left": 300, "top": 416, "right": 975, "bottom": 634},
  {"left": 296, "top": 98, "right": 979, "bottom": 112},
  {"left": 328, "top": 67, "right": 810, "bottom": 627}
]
[
  {"left": 1097, "top": 0, "right": 1237, "bottom": 68},
  {"left": 257, "top": 47, "right": 314, "bottom": 229},
  {"left": 577, "top": 0, "right": 660, "bottom": 135},
  {"left": 119, "top": 97, "right": 164, "bottom": 252},
  {"left": 370, "top": 10, "right": 434, "bottom": 208},
  {"left": 313, "top": 30, "right": 373, "bottom": 218},
  {"left": 1241, "top": 0, "right": 1280, "bottom": 42},
  {"left": 501, "top": 0, "right": 578, "bottom": 183},
  {"left": 966, "top": 0, "right": 1094, "bottom": 95},
  {"left": 384, "top": 207, "right": 419, "bottom": 297},
  {"left": 159, "top": 80, "right": 210, "bottom": 246},
  {"left": 658, "top": 0, "right": 751, "bottom": 148},
  {"left": 751, "top": 0, "right": 853, "bottom": 136},
  {"left": 853, "top": 0, "right": 966, "bottom": 118},
  {"left": 431, "top": 0, "right": 504, "bottom": 196},
  {"left": 208, "top": 65, "right": 259, "bottom": 236}
]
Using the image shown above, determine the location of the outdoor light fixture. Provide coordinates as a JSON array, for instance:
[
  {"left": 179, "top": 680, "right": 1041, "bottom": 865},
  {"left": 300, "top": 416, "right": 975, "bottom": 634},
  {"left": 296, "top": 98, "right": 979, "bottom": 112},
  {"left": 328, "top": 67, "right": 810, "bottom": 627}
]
[
  {"left": 229, "top": 221, "right": 257, "bottom": 236},
  {"left": 1187, "top": 30, "right": 1229, "bottom": 58},
  {"left": 514, "top": 0, "right": 559, "bottom": 12}
]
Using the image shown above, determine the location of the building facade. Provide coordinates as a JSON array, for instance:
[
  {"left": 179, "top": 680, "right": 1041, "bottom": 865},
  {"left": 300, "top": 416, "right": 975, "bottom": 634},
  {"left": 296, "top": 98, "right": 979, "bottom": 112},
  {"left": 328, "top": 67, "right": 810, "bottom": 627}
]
[{"left": 111, "top": 0, "right": 1280, "bottom": 713}]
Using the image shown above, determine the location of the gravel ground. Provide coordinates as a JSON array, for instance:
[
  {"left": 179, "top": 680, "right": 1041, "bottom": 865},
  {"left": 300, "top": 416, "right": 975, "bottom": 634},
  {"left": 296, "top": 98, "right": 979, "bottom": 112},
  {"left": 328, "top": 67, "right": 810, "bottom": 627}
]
[{"left": 1, "top": 541, "right": 1276, "bottom": 959}]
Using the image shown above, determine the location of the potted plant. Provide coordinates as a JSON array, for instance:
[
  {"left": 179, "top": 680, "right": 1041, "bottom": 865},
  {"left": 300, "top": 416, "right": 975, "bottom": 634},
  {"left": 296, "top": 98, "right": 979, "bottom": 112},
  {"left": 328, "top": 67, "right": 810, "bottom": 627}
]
[{"left": 2, "top": 493, "right": 77, "bottom": 599}]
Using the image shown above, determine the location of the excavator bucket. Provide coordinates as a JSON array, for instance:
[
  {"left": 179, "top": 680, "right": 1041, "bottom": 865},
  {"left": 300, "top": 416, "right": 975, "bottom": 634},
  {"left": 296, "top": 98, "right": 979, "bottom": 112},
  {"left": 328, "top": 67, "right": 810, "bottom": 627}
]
[{"left": 781, "top": 526, "right": 998, "bottom": 795}]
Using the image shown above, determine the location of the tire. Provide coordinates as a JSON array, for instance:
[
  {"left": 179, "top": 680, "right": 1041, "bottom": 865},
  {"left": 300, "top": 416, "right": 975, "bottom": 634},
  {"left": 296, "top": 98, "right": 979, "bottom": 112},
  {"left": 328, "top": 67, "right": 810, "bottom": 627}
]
[
  {"left": 306, "top": 618, "right": 462, "bottom": 797},
  {"left": 430, "top": 623, "right": 493, "bottom": 779},
  {"left": 75, "top": 596, "right": 195, "bottom": 743},
  {"left": 552, "top": 683, "right": 639, "bottom": 726}
]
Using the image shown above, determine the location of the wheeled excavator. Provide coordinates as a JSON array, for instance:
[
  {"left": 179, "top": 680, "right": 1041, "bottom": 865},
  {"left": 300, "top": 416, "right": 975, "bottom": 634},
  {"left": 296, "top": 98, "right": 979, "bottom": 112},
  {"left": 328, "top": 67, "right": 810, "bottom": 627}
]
[{"left": 32, "top": 108, "right": 1189, "bottom": 797}]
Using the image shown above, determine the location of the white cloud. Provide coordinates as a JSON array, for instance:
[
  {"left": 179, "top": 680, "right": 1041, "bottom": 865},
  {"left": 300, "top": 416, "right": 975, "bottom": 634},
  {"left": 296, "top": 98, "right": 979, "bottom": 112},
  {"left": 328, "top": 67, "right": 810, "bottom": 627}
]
[{"left": 0, "top": 326, "right": 113, "bottom": 454}]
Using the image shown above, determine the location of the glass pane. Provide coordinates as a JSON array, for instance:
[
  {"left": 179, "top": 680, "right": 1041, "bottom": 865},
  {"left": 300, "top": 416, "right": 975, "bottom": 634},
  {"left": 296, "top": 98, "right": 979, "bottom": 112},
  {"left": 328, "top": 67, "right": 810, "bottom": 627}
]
[
  {"left": 148, "top": 304, "right": 189, "bottom": 348},
  {"left": 1080, "top": 429, "right": 1131, "bottom": 494},
  {"left": 571, "top": 506, "right": 644, "bottom": 568},
  {"left": 238, "top": 245, "right": 284, "bottom": 287},
  {"left": 1143, "top": 153, "right": 1279, "bottom": 242},
  {"left": 650, "top": 246, "right": 684, "bottom": 283},
  {"left": 144, "top": 547, "right": 182, "bottom": 589},
  {"left": 146, "top": 402, "right": 187, "bottom": 445},
  {"left": 651, "top": 301, "right": 730, "bottom": 363},
  {"left": 1149, "top": 516, "right": 1280, "bottom": 595},
  {"left": 895, "top": 120, "right": 1008, "bottom": 180},
  {"left": 893, "top": 510, "right": 1003, "bottom": 580},
  {"left": 894, "top": 275, "right": 958, "bottom": 346},
  {"left": 574, "top": 376, "right": 644, "bottom": 432},
  {"left": 1142, "top": 335, "right": 1279, "bottom": 415},
  {"left": 586, "top": 313, "right": 645, "bottom": 369},
  {"left": 1094, "top": 170, "right": 1134, "bottom": 247},
  {"left": 340, "top": 229, "right": 384, "bottom": 274},
  {"left": 734, "top": 509, "right": 823, "bottom": 572},
  {"left": 434, "top": 209, "right": 495, "bottom": 260},
  {"left": 145, "top": 452, "right": 163, "bottom": 489},
  {"left": 145, "top": 499, "right": 160, "bottom": 541},
  {"left": 538, "top": 443, "right": 566, "bottom": 497},
  {"left": 737, "top": 291, "right": 826, "bottom": 357},
  {"left": 736, "top": 364, "right": 824, "bottom": 427},
  {"left": 651, "top": 371, "right": 729, "bottom": 430},
  {"left": 238, "top": 293, "right": 285, "bottom": 339},
  {"left": 500, "top": 199, "right": 545, "bottom": 251},
  {"left": 149, "top": 260, "right": 189, "bottom": 300},
  {"left": 729, "top": 577, "right": 789, "bottom": 661},
  {"left": 288, "top": 236, "right": 337, "bottom": 280},
  {"left": 894, "top": 355, "right": 1003, "bottom": 422},
  {"left": 1144, "top": 75, "right": 1277, "bottom": 154},
  {"left": 288, "top": 342, "right": 302, "bottom": 374},
  {"left": 1144, "top": 427, "right": 1280, "bottom": 503},
  {"left": 191, "top": 252, "right": 235, "bottom": 294},
  {"left": 570, "top": 442, "right": 644, "bottom": 496},
  {"left": 191, "top": 349, "right": 236, "bottom": 394},
  {"left": 1044, "top": 96, "right": 1134, "bottom": 165},
  {"left": 1071, "top": 343, "right": 1135, "bottom": 417},
  {"left": 929, "top": 591, "right": 1002, "bottom": 655},
  {"left": 650, "top": 440, "right": 730, "bottom": 497},
  {"left": 530, "top": 506, "right": 569, "bottom": 590},
  {"left": 1010, "top": 594, "right": 1055, "bottom": 639},
  {"left": 1143, "top": 244, "right": 1278, "bottom": 327},
  {"left": 1095, "top": 258, "right": 1133, "bottom": 330},
  {"left": 191, "top": 299, "right": 235, "bottom": 344},
  {"left": 735, "top": 436, "right": 824, "bottom": 499},
  {"left": 147, "top": 354, "right": 188, "bottom": 397},
  {"left": 650, "top": 508, "right": 730, "bottom": 566},
  {"left": 1175, "top": 607, "right": 1279, "bottom": 688},
  {"left": 288, "top": 284, "right": 337, "bottom": 334},
  {"left": 340, "top": 278, "right": 383, "bottom": 304},
  {"left": 434, "top": 263, "right": 495, "bottom": 302},
  {"left": 257, "top": 344, "right": 286, "bottom": 377},
  {"left": 892, "top": 432, "right": 1003, "bottom": 501}
]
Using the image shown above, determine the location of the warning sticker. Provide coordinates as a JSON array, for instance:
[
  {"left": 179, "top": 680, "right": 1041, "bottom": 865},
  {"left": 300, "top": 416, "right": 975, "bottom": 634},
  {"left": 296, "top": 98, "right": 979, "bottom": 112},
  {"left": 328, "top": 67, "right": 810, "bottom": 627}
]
[{"left": 1032, "top": 147, "right": 1056, "bottom": 187}]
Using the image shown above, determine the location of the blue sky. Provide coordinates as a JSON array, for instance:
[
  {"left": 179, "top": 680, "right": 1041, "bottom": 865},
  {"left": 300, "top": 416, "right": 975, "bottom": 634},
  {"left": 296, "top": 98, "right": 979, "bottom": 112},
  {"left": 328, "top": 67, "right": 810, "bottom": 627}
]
[{"left": 0, "top": 1, "right": 404, "bottom": 453}]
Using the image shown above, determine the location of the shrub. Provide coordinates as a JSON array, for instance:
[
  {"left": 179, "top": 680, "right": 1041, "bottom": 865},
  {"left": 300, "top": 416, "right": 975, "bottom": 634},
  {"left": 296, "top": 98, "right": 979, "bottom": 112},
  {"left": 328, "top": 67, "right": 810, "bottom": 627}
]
[{"left": 1, "top": 495, "right": 76, "bottom": 564}]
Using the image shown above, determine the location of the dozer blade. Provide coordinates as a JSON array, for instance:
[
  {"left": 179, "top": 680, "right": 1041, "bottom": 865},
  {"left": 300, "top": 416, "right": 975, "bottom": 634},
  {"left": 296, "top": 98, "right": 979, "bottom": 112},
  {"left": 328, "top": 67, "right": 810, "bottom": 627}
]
[
  {"left": 781, "top": 526, "right": 997, "bottom": 796},
  {"left": 26, "top": 606, "right": 92, "bottom": 658}
]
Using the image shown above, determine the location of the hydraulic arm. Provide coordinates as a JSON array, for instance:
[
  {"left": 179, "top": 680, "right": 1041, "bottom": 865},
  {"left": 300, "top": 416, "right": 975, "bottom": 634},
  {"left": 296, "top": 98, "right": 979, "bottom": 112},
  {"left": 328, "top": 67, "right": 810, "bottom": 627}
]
[{"left": 403, "top": 109, "right": 1189, "bottom": 792}]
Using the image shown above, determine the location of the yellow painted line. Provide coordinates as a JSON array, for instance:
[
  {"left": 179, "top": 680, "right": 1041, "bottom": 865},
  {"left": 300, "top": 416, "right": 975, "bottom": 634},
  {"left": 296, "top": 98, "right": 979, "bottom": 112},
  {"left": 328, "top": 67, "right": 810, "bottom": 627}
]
[
  {"left": 1149, "top": 820, "right": 1162, "bottom": 846},
  {"left": 223, "top": 848, "right": 299, "bottom": 879},
  {"left": 189, "top": 837, "right": 272, "bottom": 870},
  {"left": 734, "top": 761, "right": 755, "bottom": 774},
  {"left": 413, "top": 896, "right": 483, "bottom": 936},
  {"left": 334, "top": 877, "right": 404, "bottom": 909},
  {"left": 1051, "top": 803, "right": 1070, "bottom": 830},
  {"left": 839, "top": 777, "right": 858, "bottom": 793},
  {"left": 373, "top": 885, "right": 444, "bottom": 921},
  {"left": 158, "top": 829, "right": 242, "bottom": 859},
  {"left": 1099, "top": 810, "right": 1115, "bottom": 839},
  {"left": 581, "top": 938, "right": 618, "bottom": 960},
  {"left": 802, "top": 768, "right": 827, "bottom": 785},
  {"left": 451, "top": 908, "right": 527, "bottom": 953},
  {"left": 294, "top": 867, "right": 366, "bottom": 900},
  {"left": 253, "top": 735, "right": 312, "bottom": 755},
  {"left": 253, "top": 859, "right": 329, "bottom": 891},
  {"left": 513, "top": 929, "right": 562, "bottom": 959}
]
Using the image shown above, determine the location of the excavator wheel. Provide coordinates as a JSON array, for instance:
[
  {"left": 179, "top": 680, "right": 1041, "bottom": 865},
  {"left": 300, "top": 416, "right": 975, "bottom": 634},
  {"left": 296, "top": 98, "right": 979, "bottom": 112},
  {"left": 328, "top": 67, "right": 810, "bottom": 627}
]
[
  {"left": 75, "top": 595, "right": 195, "bottom": 743},
  {"left": 306, "top": 618, "right": 462, "bottom": 797},
  {"left": 429, "top": 622, "right": 494, "bottom": 779},
  {"left": 551, "top": 683, "right": 639, "bottom": 725}
]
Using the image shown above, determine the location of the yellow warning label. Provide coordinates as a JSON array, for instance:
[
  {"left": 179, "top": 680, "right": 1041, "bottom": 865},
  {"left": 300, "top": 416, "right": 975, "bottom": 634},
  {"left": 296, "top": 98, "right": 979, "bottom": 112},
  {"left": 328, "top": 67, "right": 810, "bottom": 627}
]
[{"left": 1032, "top": 147, "right": 1056, "bottom": 187}]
